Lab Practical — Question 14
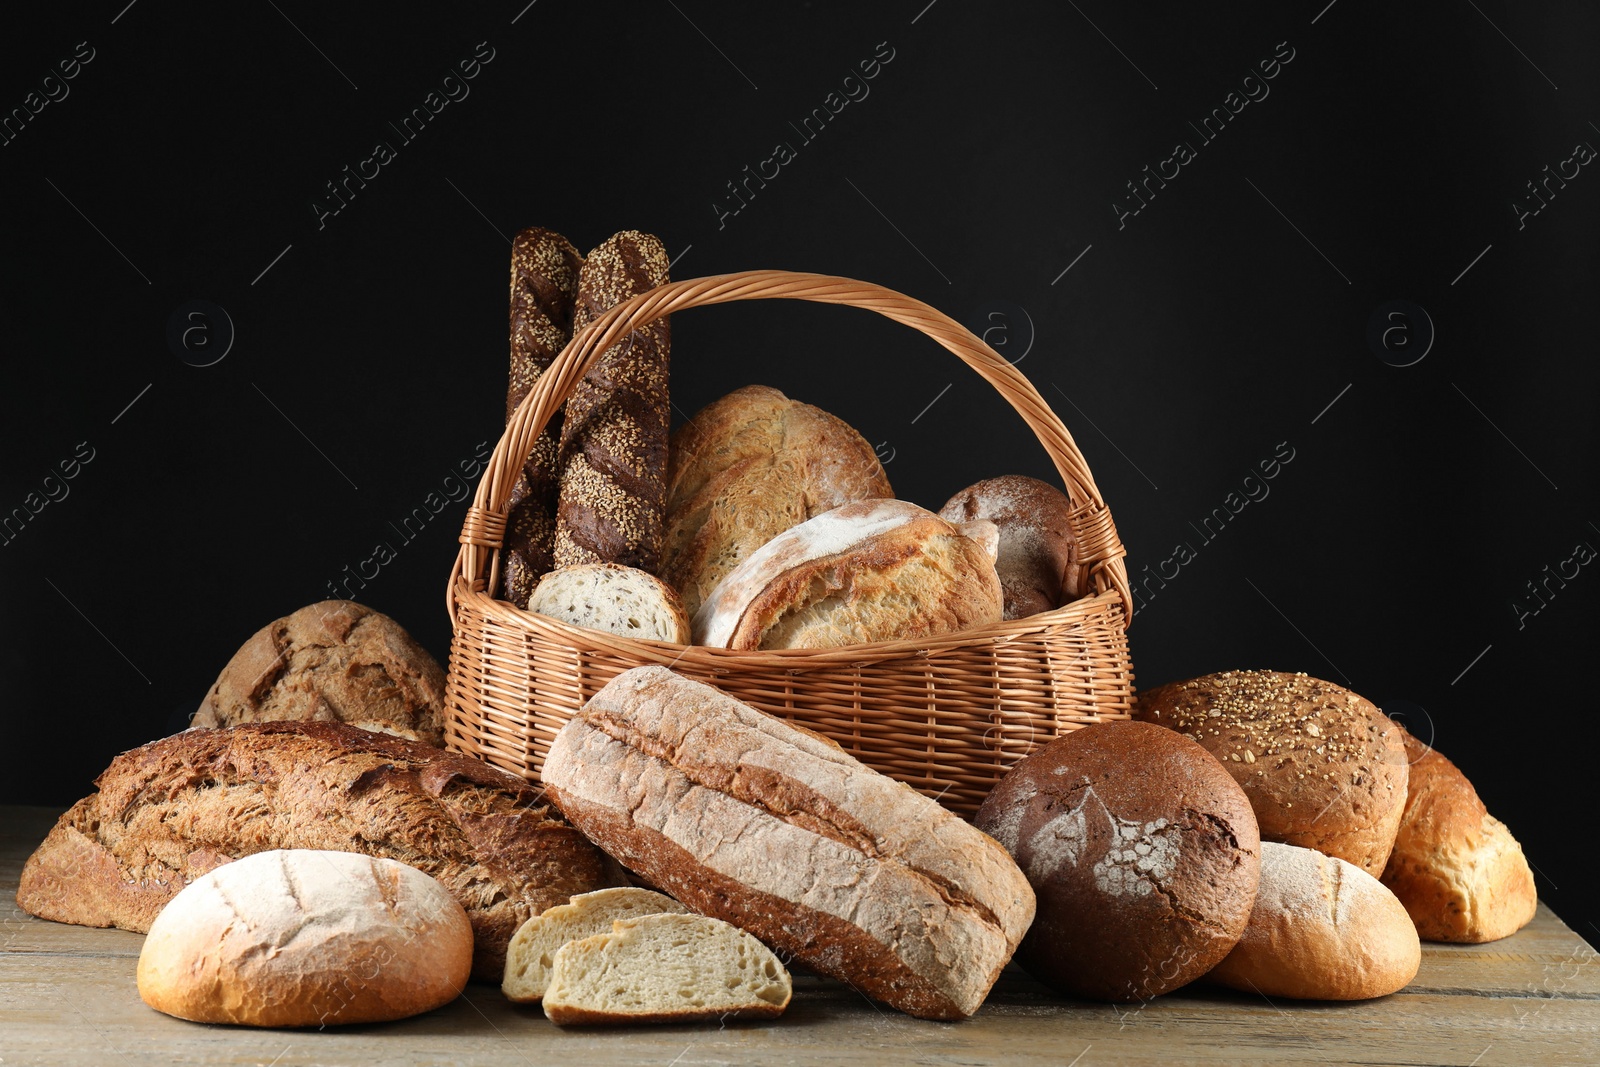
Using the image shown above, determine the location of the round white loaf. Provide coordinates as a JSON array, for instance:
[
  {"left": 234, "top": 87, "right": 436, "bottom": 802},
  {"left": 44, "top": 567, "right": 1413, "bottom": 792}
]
[{"left": 136, "top": 849, "right": 473, "bottom": 1027}]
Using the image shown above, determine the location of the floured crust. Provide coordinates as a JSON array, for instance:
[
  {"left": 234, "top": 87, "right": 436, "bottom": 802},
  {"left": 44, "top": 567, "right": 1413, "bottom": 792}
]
[
  {"left": 662, "top": 385, "right": 893, "bottom": 616},
  {"left": 1209, "top": 842, "right": 1420, "bottom": 1000},
  {"left": 1380, "top": 732, "right": 1536, "bottom": 942},
  {"left": 939, "top": 474, "right": 1083, "bottom": 619},
  {"left": 16, "top": 722, "right": 624, "bottom": 981},
  {"left": 692, "top": 499, "right": 1003, "bottom": 649},
  {"left": 1135, "top": 670, "right": 1409, "bottom": 876},
  {"left": 540, "top": 666, "right": 1036, "bottom": 1019}
]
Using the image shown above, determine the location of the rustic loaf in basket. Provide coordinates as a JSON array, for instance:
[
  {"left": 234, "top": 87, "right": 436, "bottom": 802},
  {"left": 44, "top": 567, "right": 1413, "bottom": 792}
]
[{"left": 539, "top": 665, "right": 1036, "bottom": 1020}]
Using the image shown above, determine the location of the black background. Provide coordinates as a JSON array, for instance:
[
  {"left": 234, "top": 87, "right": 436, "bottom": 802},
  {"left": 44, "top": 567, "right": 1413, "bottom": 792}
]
[{"left": 2, "top": 3, "right": 1595, "bottom": 933}]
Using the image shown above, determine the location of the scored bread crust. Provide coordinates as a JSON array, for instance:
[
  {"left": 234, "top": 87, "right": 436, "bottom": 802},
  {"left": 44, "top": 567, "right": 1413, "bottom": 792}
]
[
  {"left": 1380, "top": 731, "right": 1537, "bottom": 942},
  {"left": 1135, "top": 670, "right": 1409, "bottom": 876},
  {"left": 540, "top": 666, "right": 1036, "bottom": 1020},
  {"left": 662, "top": 385, "right": 893, "bottom": 617},
  {"left": 16, "top": 721, "right": 624, "bottom": 981},
  {"left": 692, "top": 498, "right": 1003, "bottom": 650}
]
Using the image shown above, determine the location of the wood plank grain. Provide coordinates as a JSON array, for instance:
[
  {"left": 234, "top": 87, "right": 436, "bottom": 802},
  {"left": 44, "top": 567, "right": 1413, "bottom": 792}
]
[{"left": 3, "top": 805, "right": 1596, "bottom": 1066}]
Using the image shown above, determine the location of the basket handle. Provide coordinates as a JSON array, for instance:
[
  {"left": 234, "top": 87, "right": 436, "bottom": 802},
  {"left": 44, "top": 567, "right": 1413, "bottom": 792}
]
[{"left": 449, "top": 270, "right": 1132, "bottom": 625}]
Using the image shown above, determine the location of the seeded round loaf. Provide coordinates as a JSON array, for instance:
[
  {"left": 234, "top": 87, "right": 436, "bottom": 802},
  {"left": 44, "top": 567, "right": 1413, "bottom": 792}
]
[
  {"left": 192, "top": 600, "right": 445, "bottom": 744},
  {"left": 1134, "top": 671, "right": 1409, "bottom": 876},
  {"left": 938, "top": 474, "right": 1084, "bottom": 619},
  {"left": 974, "top": 720, "right": 1261, "bottom": 1002}
]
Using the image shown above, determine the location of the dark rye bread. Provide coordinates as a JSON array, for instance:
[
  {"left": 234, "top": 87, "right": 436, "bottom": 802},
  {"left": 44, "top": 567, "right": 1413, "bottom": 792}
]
[
  {"left": 15, "top": 722, "right": 624, "bottom": 981},
  {"left": 554, "top": 231, "right": 671, "bottom": 572},
  {"left": 540, "top": 666, "right": 1036, "bottom": 1020},
  {"left": 502, "top": 227, "right": 584, "bottom": 607},
  {"left": 975, "top": 721, "right": 1260, "bottom": 1002},
  {"left": 1135, "top": 670, "right": 1409, "bottom": 876},
  {"left": 192, "top": 600, "right": 446, "bottom": 745},
  {"left": 938, "top": 474, "right": 1085, "bottom": 619}
]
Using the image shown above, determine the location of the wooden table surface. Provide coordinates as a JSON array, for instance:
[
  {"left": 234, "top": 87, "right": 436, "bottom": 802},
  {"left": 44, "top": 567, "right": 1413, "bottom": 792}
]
[{"left": 4, "top": 805, "right": 1596, "bottom": 1067}]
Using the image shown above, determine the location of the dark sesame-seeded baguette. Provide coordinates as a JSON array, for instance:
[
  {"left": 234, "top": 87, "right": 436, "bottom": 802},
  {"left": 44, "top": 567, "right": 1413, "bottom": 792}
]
[
  {"left": 553, "top": 231, "right": 670, "bottom": 572},
  {"left": 501, "top": 227, "right": 584, "bottom": 607}
]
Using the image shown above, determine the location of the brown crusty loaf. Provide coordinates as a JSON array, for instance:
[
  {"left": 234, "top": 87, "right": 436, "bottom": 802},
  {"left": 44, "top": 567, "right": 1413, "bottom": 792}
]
[
  {"left": 540, "top": 666, "right": 1036, "bottom": 1020},
  {"left": 1209, "top": 842, "right": 1421, "bottom": 1000},
  {"left": 938, "top": 474, "right": 1085, "bottom": 619},
  {"left": 192, "top": 600, "right": 445, "bottom": 745},
  {"left": 662, "top": 385, "right": 893, "bottom": 617},
  {"left": 975, "top": 721, "right": 1261, "bottom": 1002},
  {"left": 692, "top": 498, "right": 1003, "bottom": 650},
  {"left": 1135, "top": 671, "right": 1409, "bottom": 876},
  {"left": 554, "top": 231, "right": 671, "bottom": 572},
  {"left": 137, "top": 849, "right": 473, "bottom": 1027},
  {"left": 501, "top": 227, "right": 584, "bottom": 606},
  {"left": 15, "top": 721, "right": 624, "bottom": 981},
  {"left": 1380, "top": 730, "right": 1537, "bottom": 942}
]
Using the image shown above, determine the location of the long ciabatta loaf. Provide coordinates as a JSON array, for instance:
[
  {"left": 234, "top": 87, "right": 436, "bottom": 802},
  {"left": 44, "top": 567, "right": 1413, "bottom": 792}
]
[
  {"left": 692, "top": 498, "right": 1002, "bottom": 649},
  {"left": 554, "top": 231, "right": 671, "bottom": 572},
  {"left": 539, "top": 666, "right": 1036, "bottom": 1020},
  {"left": 15, "top": 722, "right": 624, "bottom": 981},
  {"left": 502, "top": 227, "right": 584, "bottom": 606},
  {"left": 662, "top": 385, "right": 894, "bottom": 617}
]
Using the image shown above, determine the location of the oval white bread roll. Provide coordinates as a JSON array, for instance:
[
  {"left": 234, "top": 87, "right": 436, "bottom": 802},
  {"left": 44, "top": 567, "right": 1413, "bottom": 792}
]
[
  {"left": 543, "top": 912, "right": 792, "bottom": 1025},
  {"left": 136, "top": 849, "right": 472, "bottom": 1027},
  {"left": 527, "top": 563, "right": 690, "bottom": 644},
  {"left": 502, "top": 886, "right": 688, "bottom": 1003},
  {"left": 1208, "top": 842, "right": 1420, "bottom": 1000},
  {"left": 692, "top": 498, "right": 1002, "bottom": 649}
]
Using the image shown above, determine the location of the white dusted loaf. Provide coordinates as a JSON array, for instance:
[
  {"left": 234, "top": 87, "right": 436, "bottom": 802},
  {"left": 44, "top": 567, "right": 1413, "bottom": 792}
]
[
  {"left": 540, "top": 665, "right": 1036, "bottom": 1020},
  {"left": 136, "top": 849, "right": 472, "bottom": 1027},
  {"left": 691, "top": 498, "right": 1002, "bottom": 649}
]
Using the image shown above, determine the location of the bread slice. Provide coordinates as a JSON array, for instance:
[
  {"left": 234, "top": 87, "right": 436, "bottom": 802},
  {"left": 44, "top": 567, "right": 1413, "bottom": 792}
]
[
  {"left": 527, "top": 563, "right": 690, "bottom": 644},
  {"left": 543, "top": 913, "right": 791, "bottom": 1025},
  {"left": 502, "top": 887, "right": 688, "bottom": 1003}
]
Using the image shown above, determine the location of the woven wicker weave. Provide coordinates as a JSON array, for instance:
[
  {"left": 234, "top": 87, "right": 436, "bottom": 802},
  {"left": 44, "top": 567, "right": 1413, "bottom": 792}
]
[{"left": 445, "top": 270, "right": 1134, "bottom": 817}]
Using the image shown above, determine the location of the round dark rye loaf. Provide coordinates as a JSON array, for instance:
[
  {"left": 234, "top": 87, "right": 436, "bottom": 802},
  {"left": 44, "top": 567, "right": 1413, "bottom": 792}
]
[
  {"left": 554, "top": 231, "right": 671, "bottom": 572},
  {"left": 501, "top": 227, "right": 584, "bottom": 606},
  {"left": 15, "top": 722, "right": 624, "bottom": 981},
  {"left": 539, "top": 666, "right": 1036, "bottom": 1020}
]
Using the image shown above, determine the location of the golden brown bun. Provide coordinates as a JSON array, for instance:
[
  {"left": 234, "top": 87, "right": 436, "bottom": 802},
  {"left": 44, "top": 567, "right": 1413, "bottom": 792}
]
[
  {"left": 1380, "top": 730, "right": 1537, "bottom": 942},
  {"left": 975, "top": 720, "right": 1261, "bottom": 1003},
  {"left": 663, "top": 385, "right": 892, "bottom": 617},
  {"left": 1135, "top": 671, "right": 1408, "bottom": 876},
  {"left": 1209, "top": 842, "right": 1420, "bottom": 1000}
]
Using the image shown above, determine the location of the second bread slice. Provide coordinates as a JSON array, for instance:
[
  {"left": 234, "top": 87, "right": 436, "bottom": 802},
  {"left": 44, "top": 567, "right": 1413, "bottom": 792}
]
[
  {"left": 543, "top": 913, "right": 791, "bottom": 1025},
  {"left": 502, "top": 887, "right": 687, "bottom": 1003},
  {"left": 527, "top": 563, "right": 690, "bottom": 644}
]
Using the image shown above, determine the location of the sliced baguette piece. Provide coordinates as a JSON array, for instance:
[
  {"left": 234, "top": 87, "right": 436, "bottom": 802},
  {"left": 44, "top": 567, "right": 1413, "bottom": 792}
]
[
  {"left": 503, "top": 887, "right": 687, "bottom": 1003},
  {"left": 543, "top": 912, "right": 791, "bottom": 1025},
  {"left": 527, "top": 563, "right": 691, "bottom": 644}
]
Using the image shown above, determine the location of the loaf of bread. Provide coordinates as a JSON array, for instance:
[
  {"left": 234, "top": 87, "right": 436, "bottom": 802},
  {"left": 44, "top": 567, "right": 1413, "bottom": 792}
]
[
  {"left": 540, "top": 666, "right": 1036, "bottom": 1020},
  {"left": 502, "top": 227, "right": 584, "bottom": 606},
  {"left": 939, "top": 474, "right": 1085, "bottom": 619},
  {"left": 503, "top": 887, "right": 688, "bottom": 1003},
  {"left": 16, "top": 722, "right": 623, "bottom": 981},
  {"left": 975, "top": 721, "right": 1261, "bottom": 1002},
  {"left": 1135, "top": 671, "right": 1409, "bottom": 876},
  {"left": 662, "top": 385, "right": 893, "bottom": 617},
  {"left": 554, "top": 231, "right": 671, "bottom": 572},
  {"left": 692, "top": 499, "right": 1003, "bottom": 650},
  {"left": 1209, "top": 842, "right": 1421, "bottom": 1000},
  {"left": 137, "top": 849, "right": 472, "bottom": 1027},
  {"left": 527, "top": 563, "right": 690, "bottom": 644},
  {"left": 191, "top": 600, "right": 445, "bottom": 745},
  {"left": 1381, "top": 730, "right": 1537, "bottom": 942}
]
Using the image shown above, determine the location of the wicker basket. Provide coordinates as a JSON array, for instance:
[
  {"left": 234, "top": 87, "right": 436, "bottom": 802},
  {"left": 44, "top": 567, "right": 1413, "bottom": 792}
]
[{"left": 444, "top": 270, "right": 1134, "bottom": 817}]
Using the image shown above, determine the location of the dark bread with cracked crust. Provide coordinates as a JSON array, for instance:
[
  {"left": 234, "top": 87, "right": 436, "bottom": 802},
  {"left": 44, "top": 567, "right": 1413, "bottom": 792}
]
[
  {"left": 539, "top": 666, "right": 1036, "bottom": 1020},
  {"left": 1134, "top": 670, "right": 1409, "bottom": 876},
  {"left": 975, "top": 720, "right": 1261, "bottom": 1002},
  {"left": 554, "top": 231, "right": 671, "bottom": 572},
  {"left": 15, "top": 721, "right": 624, "bottom": 981},
  {"left": 502, "top": 227, "right": 584, "bottom": 606}
]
